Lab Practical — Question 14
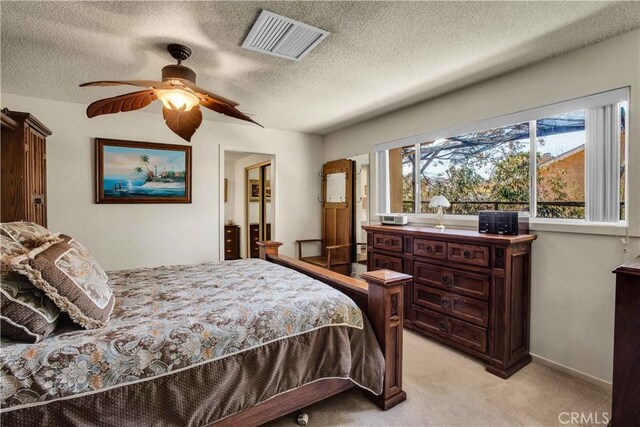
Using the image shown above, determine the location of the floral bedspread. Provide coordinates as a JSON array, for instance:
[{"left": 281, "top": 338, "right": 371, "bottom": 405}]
[{"left": 1, "top": 259, "right": 364, "bottom": 410}]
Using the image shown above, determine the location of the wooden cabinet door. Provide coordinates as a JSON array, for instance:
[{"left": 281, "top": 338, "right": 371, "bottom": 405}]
[{"left": 24, "top": 128, "right": 47, "bottom": 226}]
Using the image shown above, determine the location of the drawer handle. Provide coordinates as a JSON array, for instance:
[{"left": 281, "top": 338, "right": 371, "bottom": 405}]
[
  {"left": 463, "top": 250, "right": 471, "bottom": 259},
  {"left": 441, "top": 299, "right": 451, "bottom": 308},
  {"left": 438, "top": 320, "right": 448, "bottom": 331},
  {"left": 426, "top": 246, "right": 433, "bottom": 253},
  {"left": 381, "top": 262, "right": 391, "bottom": 269},
  {"left": 441, "top": 275, "right": 451, "bottom": 284},
  {"left": 384, "top": 240, "right": 391, "bottom": 245}
]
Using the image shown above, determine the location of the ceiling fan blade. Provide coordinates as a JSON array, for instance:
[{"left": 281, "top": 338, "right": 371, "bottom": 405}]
[
  {"left": 199, "top": 98, "right": 263, "bottom": 128},
  {"left": 80, "top": 80, "right": 174, "bottom": 90},
  {"left": 162, "top": 105, "right": 203, "bottom": 142},
  {"left": 179, "top": 80, "right": 240, "bottom": 107},
  {"left": 86, "top": 90, "right": 157, "bottom": 118}
]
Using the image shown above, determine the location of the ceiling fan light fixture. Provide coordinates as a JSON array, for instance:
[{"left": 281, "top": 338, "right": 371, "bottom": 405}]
[
  {"left": 157, "top": 89, "right": 199, "bottom": 111},
  {"left": 80, "top": 43, "right": 263, "bottom": 142}
]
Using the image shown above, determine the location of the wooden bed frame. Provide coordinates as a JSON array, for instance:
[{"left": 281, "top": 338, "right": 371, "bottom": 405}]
[{"left": 215, "top": 241, "right": 412, "bottom": 426}]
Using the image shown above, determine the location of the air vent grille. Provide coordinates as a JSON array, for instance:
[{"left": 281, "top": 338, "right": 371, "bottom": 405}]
[{"left": 242, "top": 10, "right": 329, "bottom": 61}]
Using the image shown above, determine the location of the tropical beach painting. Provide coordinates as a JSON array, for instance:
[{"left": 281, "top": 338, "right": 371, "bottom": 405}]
[{"left": 96, "top": 138, "right": 192, "bottom": 203}]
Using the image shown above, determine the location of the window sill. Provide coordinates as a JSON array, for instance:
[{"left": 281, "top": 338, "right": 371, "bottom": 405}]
[{"left": 374, "top": 214, "right": 633, "bottom": 237}]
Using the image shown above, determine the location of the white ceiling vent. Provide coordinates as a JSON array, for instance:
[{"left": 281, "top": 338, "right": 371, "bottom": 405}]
[{"left": 242, "top": 10, "right": 329, "bottom": 61}]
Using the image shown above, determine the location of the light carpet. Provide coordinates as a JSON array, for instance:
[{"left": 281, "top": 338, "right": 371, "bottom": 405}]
[{"left": 268, "top": 330, "right": 611, "bottom": 426}]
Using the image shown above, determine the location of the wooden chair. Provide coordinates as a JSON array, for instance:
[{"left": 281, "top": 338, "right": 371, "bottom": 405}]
[{"left": 295, "top": 239, "right": 352, "bottom": 276}]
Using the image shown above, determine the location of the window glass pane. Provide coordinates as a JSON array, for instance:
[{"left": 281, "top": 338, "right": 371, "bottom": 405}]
[
  {"left": 620, "top": 102, "right": 627, "bottom": 220},
  {"left": 419, "top": 123, "right": 530, "bottom": 214},
  {"left": 536, "top": 111, "right": 585, "bottom": 219},
  {"left": 388, "top": 145, "right": 416, "bottom": 213}
]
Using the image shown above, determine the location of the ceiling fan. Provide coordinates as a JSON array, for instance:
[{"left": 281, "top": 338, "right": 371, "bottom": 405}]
[{"left": 80, "top": 44, "right": 262, "bottom": 142}]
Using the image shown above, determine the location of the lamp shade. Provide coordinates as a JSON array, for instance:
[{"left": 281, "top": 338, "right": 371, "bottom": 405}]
[{"left": 429, "top": 195, "right": 451, "bottom": 208}]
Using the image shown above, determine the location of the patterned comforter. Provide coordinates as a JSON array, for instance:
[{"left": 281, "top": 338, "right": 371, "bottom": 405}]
[{"left": 1, "top": 259, "right": 384, "bottom": 426}]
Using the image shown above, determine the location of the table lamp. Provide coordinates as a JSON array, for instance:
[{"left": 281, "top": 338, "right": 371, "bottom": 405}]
[{"left": 429, "top": 195, "right": 450, "bottom": 229}]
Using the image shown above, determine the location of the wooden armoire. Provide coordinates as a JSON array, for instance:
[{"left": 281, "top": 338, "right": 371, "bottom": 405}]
[{"left": 1, "top": 110, "right": 52, "bottom": 227}]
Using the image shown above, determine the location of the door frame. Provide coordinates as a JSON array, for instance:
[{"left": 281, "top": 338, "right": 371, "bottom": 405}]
[{"left": 219, "top": 145, "right": 276, "bottom": 262}]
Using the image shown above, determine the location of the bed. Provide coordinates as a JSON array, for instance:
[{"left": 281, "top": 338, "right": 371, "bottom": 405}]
[{"left": 1, "top": 241, "right": 409, "bottom": 426}]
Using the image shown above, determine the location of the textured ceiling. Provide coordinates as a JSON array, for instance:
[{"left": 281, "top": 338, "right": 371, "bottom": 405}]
[{"left": 1, "top": 1, "right": 639, "bottom": 134}]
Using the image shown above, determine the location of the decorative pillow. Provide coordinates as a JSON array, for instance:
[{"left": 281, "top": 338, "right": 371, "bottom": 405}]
[
  {"left": 59, "top": 234, "right": 109, "bottom": 284},
  {"left": 11, "top": 240, "right": 115, "bottom": 329},
  {"left": 0, "top": 221, "right": 59, "bottom": 249},
  {"left": 1, "top": 235, "right": 60, "bottom": 342},
  {"left": 1, "top": 277, "right": 61, "bottom": 342}
]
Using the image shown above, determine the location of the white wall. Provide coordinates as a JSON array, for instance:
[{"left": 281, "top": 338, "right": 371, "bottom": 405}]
[
  {"left": 323, "top": 30, "right": 640, "bottom": 384},
  {"left": 1, "top": 93, "right": 323, "bottom": 270},
  {"left": 223, "top": 159, "right": 236, "bottom": 224}
]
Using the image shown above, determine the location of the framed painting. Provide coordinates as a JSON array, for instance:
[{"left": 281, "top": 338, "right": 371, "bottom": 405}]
[
  {"left": 248, "top": 179, "right": 260, "bottom": 202},
  {"left": 248, "top": 179, "right": 271, "bottom": 202},
  {"left": 96, "top": 138, "right": 192, "bottom": 204}
]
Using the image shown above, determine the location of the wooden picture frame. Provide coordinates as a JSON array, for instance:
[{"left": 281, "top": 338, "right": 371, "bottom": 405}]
[
  {"left": 248, "top": 179, "right": 271, "bottom": 203},
  {"left": 96, "top": 138, "right": 192, "bottom": 204},
  {"left": 248, "top": 179, "right": 260, "bottom": 202}
]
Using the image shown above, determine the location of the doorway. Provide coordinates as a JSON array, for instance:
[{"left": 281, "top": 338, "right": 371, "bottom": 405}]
[
  {"left": 349, "top": 153, "right": 370, "bottom": 277},
  {"left": 221, "top": 149, "right": 275, "bottom": 261}
]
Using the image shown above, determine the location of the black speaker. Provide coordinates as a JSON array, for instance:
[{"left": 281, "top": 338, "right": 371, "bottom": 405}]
[{"left": 478, "top": 211, "right": 527, "bottom": 235}]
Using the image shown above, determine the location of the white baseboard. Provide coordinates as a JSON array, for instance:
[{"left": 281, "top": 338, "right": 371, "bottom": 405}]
[{"left": 530, "top": 353, "right": 612, "bottom": 392}]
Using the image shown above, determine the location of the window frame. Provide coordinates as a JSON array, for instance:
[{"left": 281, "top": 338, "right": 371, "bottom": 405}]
[{"left": 374, "top": 88, "right": 629, "bottom": 235}]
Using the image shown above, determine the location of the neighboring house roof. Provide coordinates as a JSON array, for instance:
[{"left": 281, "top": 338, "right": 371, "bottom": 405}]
[{"left": 538, "top": 144, "right": 584, "bottom": 169}]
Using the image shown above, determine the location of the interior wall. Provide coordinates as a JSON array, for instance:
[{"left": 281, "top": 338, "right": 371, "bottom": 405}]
[
  {"left": 1, "top": 93, "right": 323, "bottom": 270},
  {"left": 322, "top": 29, "right": 640, "bottom": 383},
  {"left": 223, "top": 160, "right": 236, "bottom": 224}
]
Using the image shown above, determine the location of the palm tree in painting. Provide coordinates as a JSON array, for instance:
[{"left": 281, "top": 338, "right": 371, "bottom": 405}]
[
  {"left": 139, "top": 154, "right": 152, "bottom": 178},
  {"left": 134, "top": 166, "right": 144, "bottom": 176}
]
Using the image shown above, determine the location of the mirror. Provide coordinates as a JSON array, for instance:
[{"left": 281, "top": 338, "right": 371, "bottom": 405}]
[
  {"left": 245, "top": 160, "right": 273, "bottom": 258},
  {"left": 348, "top": 153, "right": 370, "bottom": 278},
  {"left": 325, "top": 172, "right": 346, "bottom": 203}
]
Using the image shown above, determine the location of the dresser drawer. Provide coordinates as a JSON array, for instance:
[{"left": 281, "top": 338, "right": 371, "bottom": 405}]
[
  {"left": 413, "top": 284, "right": 488, "bottom": 327},
  {"left": 413, "top": 238, "right": 446, "bottom": 260},
  {"left": 448, "top": 242, "right": 490, "bottom": 267},
  {"left": 411, "top": 306, "right": 487, "bottom": 354},
  {"left": 373, "top": 233, "right": 403, "bottom": 253},
  {"left": 413, "top": 261, "right": 490, "bottom": 301},
  {"left": 372, "top": 253, "right": 403, "bottom": 272}
]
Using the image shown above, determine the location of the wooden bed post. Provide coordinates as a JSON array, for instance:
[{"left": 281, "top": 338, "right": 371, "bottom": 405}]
[
  {"left": 361, "top": 270, "right": 411, "bottom": 410},
  {"left": 254, "top": 240, "right": 411, "bottom": 419},
  {"left": 257, "top": 241, "right": 283, "bottom": 260}
]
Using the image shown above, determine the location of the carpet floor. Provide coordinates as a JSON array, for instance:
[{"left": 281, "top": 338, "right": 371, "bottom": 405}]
[{"left": 267, "top": 330, "right": 611, "bottom": 427}]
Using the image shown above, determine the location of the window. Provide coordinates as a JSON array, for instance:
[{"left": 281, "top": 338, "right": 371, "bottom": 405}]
[
  {"left": 418, "top": 124, "right": 530, "bottom": 215},
  {"left": 535, "top": 112, "right": 585, "bottom": 219},
  {"left": 376, "top": 88, "right": 628, "bottom": 224},
  {"left": 389, "top": 145, "right": 416, "bottom": 213}
]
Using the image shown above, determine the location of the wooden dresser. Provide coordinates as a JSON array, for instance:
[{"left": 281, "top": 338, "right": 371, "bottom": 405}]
[
  {"left": 249, "top": 223, "right": 271, "bottom": 258},
  {"left": 1, "top": 110, "right": 52, "bottom": 226},
  {"left": 611, "top": 256, "right": 640, "bottom": 426},
  {"left": 363, "top": 224, "right": 536, "bottom": 378},
  {"left": 224, "top": 225, "right": 240, "bottom": 260}
]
